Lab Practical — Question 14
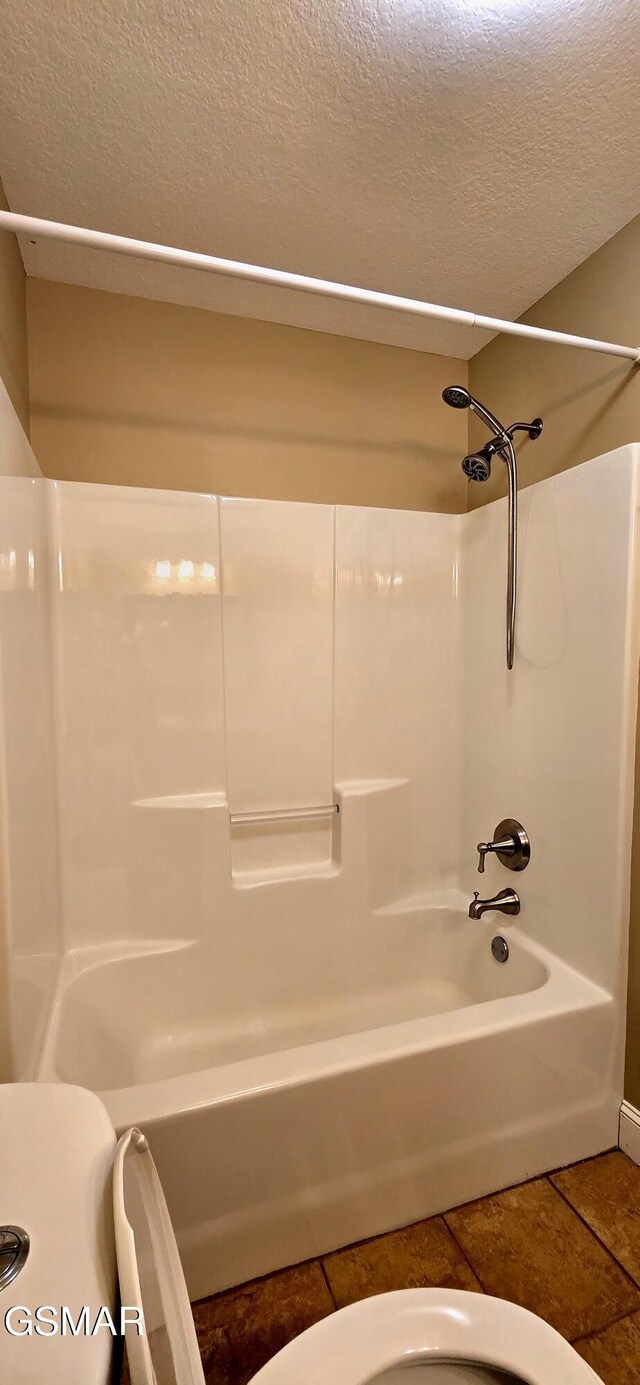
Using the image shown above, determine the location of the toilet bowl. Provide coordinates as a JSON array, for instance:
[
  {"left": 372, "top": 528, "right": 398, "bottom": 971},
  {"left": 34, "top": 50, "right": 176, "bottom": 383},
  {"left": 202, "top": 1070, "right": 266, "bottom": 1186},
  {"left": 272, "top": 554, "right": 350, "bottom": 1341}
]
[{"left": 1, "top": 1086, "right": 602, "bottom": 1385}]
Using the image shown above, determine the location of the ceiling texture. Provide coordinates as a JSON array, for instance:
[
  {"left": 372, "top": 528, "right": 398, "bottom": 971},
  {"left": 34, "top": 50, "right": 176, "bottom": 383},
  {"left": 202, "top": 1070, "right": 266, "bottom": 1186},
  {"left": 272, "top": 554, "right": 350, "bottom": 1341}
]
[{"left": 0, "top": 0, "right": 639, "bottom": 359}]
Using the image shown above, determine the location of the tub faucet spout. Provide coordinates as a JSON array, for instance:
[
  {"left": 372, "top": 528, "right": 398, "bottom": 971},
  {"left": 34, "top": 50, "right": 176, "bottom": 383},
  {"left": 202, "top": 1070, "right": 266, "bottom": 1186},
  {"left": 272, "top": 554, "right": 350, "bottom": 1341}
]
[{"left": 469, "top": 888, "right": 520, "bottom": 920}]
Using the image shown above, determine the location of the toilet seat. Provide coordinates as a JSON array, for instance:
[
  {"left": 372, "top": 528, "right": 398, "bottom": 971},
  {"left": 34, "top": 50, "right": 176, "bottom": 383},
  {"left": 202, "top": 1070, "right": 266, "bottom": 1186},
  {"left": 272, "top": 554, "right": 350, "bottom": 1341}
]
[
  {"left": 113, "top": 1128, "right": 206, "bottom": 1385},
  {"left": 247, "top": 1290, "right": 601, "bottom": 1385},
  {"left": 113, "top": 1129, "right": 601, "bottom": 1385}
]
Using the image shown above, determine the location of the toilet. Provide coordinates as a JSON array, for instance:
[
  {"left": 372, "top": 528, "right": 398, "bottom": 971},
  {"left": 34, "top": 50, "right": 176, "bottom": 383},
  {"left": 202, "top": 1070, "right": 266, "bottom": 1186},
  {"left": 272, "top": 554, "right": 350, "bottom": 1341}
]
[
  {"left": 244, "top": 1290, "right": 601, "bottom": 1383},
  {"left": 1, "top": 1086, "right": 602, "bottom": 1384}
]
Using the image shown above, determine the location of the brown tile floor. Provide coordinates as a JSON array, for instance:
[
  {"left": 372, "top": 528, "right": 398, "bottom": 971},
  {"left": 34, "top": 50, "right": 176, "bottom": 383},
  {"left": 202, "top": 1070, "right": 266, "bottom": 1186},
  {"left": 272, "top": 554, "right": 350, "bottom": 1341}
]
[
  {"left": 445, "top": 1174, "right": 640, "bottom": 1341},
  {"left": 123, "top": 1149, "right": 640, "bottom": 1384}
]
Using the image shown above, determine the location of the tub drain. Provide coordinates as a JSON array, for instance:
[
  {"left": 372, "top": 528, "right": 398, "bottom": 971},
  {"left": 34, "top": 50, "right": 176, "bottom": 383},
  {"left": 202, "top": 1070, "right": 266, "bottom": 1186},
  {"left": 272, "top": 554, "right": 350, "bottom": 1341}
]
[{"left": 491, "top": 935, "right": 509, "bottom": 964}]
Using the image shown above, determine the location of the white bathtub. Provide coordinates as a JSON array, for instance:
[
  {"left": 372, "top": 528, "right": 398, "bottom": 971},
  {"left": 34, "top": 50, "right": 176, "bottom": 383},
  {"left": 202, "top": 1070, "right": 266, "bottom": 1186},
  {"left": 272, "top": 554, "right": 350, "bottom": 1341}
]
[{"left": 39, "top": 900, "right": 618, "bottom": 1299}]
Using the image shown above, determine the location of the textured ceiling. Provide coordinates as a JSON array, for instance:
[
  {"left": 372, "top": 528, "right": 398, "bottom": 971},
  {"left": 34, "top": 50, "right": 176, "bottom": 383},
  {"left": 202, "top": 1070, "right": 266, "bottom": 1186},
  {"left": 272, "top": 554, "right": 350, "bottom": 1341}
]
[{"left": 0, "top": 0, "right": 639, "bottom": 359}]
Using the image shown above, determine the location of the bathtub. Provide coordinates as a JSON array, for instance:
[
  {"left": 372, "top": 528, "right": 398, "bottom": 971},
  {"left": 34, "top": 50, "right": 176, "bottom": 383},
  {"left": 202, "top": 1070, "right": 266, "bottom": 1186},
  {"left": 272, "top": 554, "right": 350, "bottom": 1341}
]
[{"left": 38, "top": 898, "right": 618, "bottom": 1300}]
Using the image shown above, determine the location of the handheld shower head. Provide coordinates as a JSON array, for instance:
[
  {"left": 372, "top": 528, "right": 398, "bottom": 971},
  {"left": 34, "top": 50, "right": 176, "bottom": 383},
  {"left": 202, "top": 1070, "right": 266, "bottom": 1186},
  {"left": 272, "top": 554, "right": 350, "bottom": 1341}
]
[
  {"left": 443, "top": 385, "right": 496, "bottom": 480},
  {"left": 442, "top": 385, "right": 472, "bottom": 409},
  {"left": 443, "top": 384, "right": 506, "bottom": 438},
  {"left": 441, "top": 384, "right": 544, "bottom": 671},
  {"left": 462, "top": 448, "right": 492, "bottom": 482}
]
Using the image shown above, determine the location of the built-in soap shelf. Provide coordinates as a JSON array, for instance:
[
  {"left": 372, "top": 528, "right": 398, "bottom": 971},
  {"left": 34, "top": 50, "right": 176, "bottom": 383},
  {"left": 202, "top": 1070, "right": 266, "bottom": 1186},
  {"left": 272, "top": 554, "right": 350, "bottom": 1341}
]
[
  {"left": 131, "top": 780, "right": 410, "bottom": 890},
  {"left": 230, "top": 803, "right": 339, "bottom": 826},
  {"left": 230, "top": 778, "right": 409, "bottom": 887},
  {"left": 65, "top": 936, "right": 196, "bottom": 975},
  {"left": 230, "top": 800, "right": 339, "bottom": 886}
]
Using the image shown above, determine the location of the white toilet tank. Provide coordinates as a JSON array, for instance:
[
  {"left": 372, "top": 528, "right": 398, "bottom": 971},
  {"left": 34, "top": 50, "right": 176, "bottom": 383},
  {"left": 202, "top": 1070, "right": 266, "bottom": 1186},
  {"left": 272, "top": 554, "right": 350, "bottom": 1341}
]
[{"left": 0, "top": 1083, "right": 118, "bottom": 1385}]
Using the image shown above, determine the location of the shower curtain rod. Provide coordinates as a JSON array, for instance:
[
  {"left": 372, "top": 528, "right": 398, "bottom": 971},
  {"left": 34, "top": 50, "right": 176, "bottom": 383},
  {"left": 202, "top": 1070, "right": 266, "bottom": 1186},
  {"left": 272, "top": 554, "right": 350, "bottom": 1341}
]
[{"left": 1, "top": 210, "right": 639, "bottom": 364}]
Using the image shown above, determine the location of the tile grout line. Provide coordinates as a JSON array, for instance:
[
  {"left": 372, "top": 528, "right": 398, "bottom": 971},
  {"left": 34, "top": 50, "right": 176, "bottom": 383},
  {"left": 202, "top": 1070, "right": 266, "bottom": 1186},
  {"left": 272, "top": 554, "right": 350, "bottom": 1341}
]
[
  {"left": 546, "top": 1175, "right": 640, "bottom": 1300},
  {"left": 315, "top": 1171, "right": 554, "bottom": 1263},
  {"left": 434, "top": 1152, "right": 618, "bottom": 1225},
  {"left": 441, "top": 1214, "right": 490, "bottom": 1295},
  {"left": 193, "top": 1255, "right": 334, "bottom": 1310},
  {"left": 441, "top": 1174, "right": 541, "bottom": 1220},
  {"left": 318, "top": 1258, "right": 339, "bottom": 1311},
  {"left": 545, "top": 1148, "right": 618, "bottom": 1181},
  {"left": 570, "top": 1303, "right": 640, "bottom": 1347}
]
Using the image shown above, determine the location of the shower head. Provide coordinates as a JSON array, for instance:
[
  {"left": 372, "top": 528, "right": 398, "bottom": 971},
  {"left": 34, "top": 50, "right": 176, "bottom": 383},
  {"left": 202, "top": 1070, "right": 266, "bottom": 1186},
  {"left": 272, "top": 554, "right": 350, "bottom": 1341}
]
[
  {"left": 441, "top": 385, "right": 544, "bottom": 671},
  {"left": 462, "top": 448, "right": 492, "bottom": 482},
  {"left": 444, "top": 384, "right": 497, "bottom": 480},
  {"left": 443, "top": 384, "right": 506, "bottom": 439},
  {"left": 442, "top": 385, "right": 472, "bottom": 410},
  {"left": 443, "top": 384, "right": 543, "bottom": 486}
]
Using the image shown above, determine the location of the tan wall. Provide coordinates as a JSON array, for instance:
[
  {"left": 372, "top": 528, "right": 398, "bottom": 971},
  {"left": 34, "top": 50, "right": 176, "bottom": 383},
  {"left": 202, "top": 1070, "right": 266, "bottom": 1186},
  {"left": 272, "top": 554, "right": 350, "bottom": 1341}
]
[
  {"left": 27, "top": 279, "right": 468, "bottom": 513},
  {"left": 0, "top": 181, "right": 29, "bottom": 435},
  {"left": 467, "top": 214, "right": 640, "bottom": 505},
  {"left": 469, "top": 213, "right": 640, "bottom": 1106}
]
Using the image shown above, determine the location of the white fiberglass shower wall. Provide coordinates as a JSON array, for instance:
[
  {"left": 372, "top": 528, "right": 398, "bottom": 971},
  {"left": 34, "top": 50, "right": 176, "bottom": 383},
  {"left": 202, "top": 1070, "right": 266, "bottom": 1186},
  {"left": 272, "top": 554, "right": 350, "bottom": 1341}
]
[
  {"left": 0, "top": 445, "right": 638, "bottom": 1296},
  {"left": 39, "top": 488, "right": 461, "bottom": 1079}
]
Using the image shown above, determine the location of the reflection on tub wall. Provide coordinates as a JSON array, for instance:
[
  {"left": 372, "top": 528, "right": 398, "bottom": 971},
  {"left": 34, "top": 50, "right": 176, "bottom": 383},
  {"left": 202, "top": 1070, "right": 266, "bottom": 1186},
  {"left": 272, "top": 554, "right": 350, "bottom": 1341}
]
[
  {"left": 0, "top": 448, "right": 638, "bottom": 1094},
  {"left": 49, "top": 483, "right": 225, "bottom": 951},
  {"left": 0, "top": 478, "right": 61, "bottom": 1077},
  {"left": 221, "top": 497, "right": 335, "bottom": 816}
]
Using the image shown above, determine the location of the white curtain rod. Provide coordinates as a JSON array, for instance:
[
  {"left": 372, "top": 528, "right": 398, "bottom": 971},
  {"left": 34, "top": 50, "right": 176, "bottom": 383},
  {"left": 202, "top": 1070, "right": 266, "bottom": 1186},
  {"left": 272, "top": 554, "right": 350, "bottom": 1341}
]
[{"left": 1, "top": 210, "right": 638, "bottom": 364}]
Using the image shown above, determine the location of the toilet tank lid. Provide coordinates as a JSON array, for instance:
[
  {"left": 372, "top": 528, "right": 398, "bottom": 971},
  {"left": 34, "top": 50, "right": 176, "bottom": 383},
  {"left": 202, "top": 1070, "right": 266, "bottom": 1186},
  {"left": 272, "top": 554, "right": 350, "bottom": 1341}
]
[
  {"left": 113, "top": 1127, "right": 205, "bottom": 1385},
  {"left": 0, "top": 1082, "right": 117, "bottom": 1385}
]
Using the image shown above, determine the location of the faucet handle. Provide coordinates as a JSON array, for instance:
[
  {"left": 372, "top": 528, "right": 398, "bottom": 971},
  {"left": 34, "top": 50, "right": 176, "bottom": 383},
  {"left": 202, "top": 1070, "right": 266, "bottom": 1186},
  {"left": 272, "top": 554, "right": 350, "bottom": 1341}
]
[
  {"left": 477, "top": 844, "right": 489, "bottom": 874},
  {"left": 475, "top": 819, "right": 530, "bottom": 874},
  {"left": 477, "top": 836, "right": 514, "bottom": 874}
]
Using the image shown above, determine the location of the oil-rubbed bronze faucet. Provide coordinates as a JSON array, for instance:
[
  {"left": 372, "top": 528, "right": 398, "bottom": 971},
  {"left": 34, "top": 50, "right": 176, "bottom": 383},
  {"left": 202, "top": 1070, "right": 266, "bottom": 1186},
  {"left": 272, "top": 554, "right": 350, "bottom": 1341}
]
[
  {"left": 476, "top": 819, "right": 530, "bottom": 874},
  {"left": 468, "top": 888, "right": 520, "bottom": 920}
]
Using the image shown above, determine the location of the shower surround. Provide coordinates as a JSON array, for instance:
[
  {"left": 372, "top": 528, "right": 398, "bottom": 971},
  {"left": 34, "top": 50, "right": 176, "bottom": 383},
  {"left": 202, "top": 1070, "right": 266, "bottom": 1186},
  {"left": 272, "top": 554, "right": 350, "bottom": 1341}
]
[{"left": 1, "top": 446, "right": 638, "bottom": 1298}]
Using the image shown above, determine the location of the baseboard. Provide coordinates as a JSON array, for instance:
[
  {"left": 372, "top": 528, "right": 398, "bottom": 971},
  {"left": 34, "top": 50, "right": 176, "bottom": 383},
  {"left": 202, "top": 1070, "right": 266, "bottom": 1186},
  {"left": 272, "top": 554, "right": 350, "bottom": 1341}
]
[{"left": 619, "top": 1101, "right": 640, "bottom": 1164}]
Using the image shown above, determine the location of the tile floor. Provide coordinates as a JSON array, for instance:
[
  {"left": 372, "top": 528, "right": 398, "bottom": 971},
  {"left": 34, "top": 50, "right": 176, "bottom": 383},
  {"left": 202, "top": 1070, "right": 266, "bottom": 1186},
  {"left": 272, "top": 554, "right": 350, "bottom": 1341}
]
[{"left": 125, "top": 1149, "right": 640, "bottom": 1384}]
